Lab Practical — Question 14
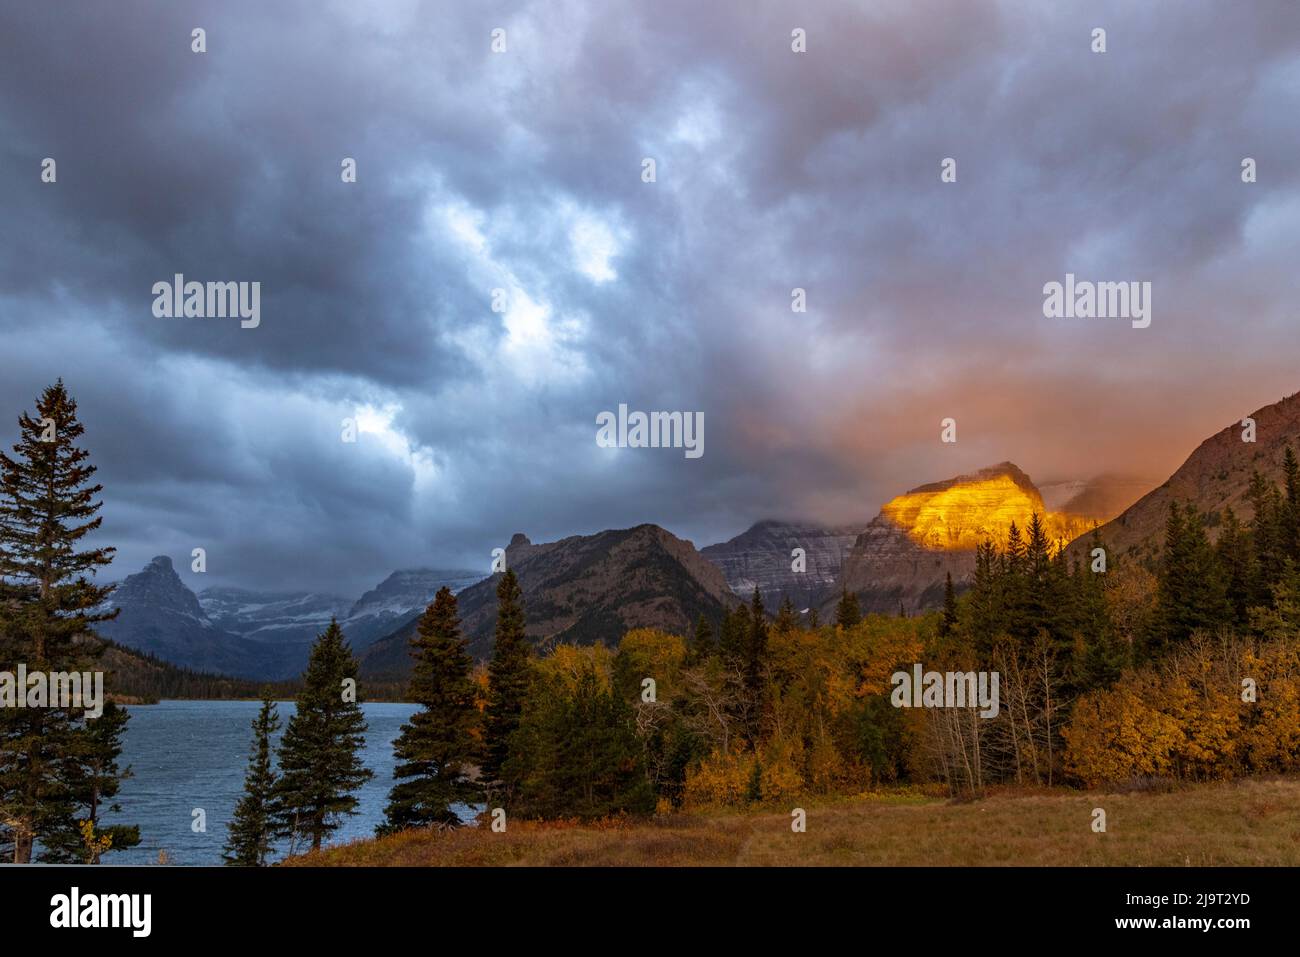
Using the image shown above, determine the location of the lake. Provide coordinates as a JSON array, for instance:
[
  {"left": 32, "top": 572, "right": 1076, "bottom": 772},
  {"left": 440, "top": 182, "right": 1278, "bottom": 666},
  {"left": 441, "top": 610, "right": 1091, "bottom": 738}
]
[{"left": 102, "top": 699, "right": 424, "bottom": 866}]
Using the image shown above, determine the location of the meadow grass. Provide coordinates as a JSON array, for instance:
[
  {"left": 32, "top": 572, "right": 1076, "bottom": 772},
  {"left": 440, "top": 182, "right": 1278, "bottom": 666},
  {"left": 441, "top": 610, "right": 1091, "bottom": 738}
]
[{"left": 285, "top": 775, "right": 1300, "bottom": 867}]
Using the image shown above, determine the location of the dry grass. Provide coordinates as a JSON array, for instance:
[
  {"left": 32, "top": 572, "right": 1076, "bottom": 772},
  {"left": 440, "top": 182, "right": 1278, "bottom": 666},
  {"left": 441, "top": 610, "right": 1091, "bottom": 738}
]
[{"left": 285, "top": 776, "right": 1300, "bottom": 867}]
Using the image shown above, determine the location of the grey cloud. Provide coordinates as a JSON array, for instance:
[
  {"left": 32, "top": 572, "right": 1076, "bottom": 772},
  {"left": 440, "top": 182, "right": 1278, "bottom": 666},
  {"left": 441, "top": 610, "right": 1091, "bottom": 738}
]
[{"left": 1, "top": 0, "right": 1298, "bottom": 597}]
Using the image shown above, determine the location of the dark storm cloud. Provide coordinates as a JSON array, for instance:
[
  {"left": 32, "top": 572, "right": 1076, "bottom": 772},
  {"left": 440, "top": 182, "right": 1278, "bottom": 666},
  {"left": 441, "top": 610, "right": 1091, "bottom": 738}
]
[{"left": 1, "top": 0, "right": 1298, "bottom": 597}]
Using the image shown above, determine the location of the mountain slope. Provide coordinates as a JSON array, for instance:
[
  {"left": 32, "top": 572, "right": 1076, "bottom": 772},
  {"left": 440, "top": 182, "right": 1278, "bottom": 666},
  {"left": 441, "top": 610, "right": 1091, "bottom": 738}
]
[
  {"left": 361, "top": 525, "right": 739, "bottom": 678},
  {"left": 1069, "top": 391, "right": 1300, "bottom": 566},
  {"left": 701, "top": 520, "right": 864, "bottom": 606}
]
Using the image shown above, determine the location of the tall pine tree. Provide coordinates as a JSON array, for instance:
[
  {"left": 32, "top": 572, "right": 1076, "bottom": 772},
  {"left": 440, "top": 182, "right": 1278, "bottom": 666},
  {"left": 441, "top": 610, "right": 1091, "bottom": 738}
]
[
  {"left": 0, "top": 381, "right": 126, "bottom": 863},
  {"left": 1151, "top": 502, "right": 1230, "bottom": 654},
  {"left": 224, "top": 691, "right": 280, "bottom": 866},
  {"left": 938, "top": 572, "right": 959, "bottom": 639},
  {"left": 742, "top": 588, "right": 769, "bottom": 747},
  {"left": 482, "top": 569, "right": 530, "bottom": 800},
  {"left": 380, "top": 588, "right": 480, "bottom": 834},
  {"left": 273, "top": 620, "right": 372, "bottom": 853}
]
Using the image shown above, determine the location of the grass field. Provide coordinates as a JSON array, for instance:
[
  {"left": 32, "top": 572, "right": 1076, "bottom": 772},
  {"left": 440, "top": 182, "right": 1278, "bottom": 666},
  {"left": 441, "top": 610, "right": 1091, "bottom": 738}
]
[{"left": 286, "top": 775, "right": 1300, "bottom": 867}]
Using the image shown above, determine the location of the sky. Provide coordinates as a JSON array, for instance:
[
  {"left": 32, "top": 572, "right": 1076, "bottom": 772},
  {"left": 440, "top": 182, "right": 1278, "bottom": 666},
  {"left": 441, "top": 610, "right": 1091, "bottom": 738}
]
[{"left": 1, "top": 0, "right": 1299, "bottom": 598}]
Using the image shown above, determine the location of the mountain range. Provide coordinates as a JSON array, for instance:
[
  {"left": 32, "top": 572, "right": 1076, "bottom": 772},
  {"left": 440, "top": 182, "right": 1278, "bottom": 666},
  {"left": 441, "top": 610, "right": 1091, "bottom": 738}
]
[
  {"left": 360, "top": 526, "right": 738, "bottom": 678},
  {"left": 95, "top": 557, "right": 480, "bottom": 679},
  {"left": 93, "top": 391, "right": 1300, "bottom": 683}
]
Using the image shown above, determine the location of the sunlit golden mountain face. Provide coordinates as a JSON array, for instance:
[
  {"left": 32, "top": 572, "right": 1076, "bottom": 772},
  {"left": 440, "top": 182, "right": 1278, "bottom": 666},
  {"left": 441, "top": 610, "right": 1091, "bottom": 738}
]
[{"left": 880, "top": 470, "right": 1100, "bottom": 553}]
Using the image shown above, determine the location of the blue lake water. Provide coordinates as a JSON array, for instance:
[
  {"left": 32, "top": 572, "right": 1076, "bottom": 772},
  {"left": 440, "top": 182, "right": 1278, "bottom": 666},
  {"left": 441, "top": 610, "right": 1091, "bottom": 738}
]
[{"left": 103, "top": 699, "right": 421, "bottom": 866}]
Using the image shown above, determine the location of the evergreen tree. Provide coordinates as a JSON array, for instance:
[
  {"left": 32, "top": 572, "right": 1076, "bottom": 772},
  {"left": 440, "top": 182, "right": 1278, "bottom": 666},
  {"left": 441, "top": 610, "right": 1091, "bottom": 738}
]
[
  {"left": 774, "top": 594, "right": 798, "bottom": 632},
  {"left": 380, "top": 588, "right": 480, "bottom": 834},
  {"left": 75, "top": 701, "right": 139, "bottom": 863},
  {"left": 40, "top": 699, "right": 141, "bottom": 864},
  {"left": 0, "top": 382, "right": 126, "bottom": 863},
  {"left": 1151, "top": 502, "right": 1230, "bottom": 654},
  {"left": 1215, "top": 508, "right": 1254, "bottom": 628},
  {"left": 938, "top": 573, "right": 959, "bottom": 639},
  {"left": 505, "top": 662, "right": 654, "bottom": 819},
  {"left": 719, "top": 602, "right": 750, "bottom": 659},
  {"left": 745, "top": 758, "right": 763, "bottom": 803},
  {"left": 273, "top": 620, "right": 372, "bottom": 853},
  {"left": 482, "top": 569, "right": 530, "bottom": 798},
  {"left": 1247, "top": 471, "right": 1286, "bottom": 608},
  {"left": 688, "top": 613, "right": 715, "bottom": 662},
  {"left": 742, "top": 588, "right": 769, "bottom": 746},
  {"left": 967, "top": 541, "right": 1000, "bottom": 654},
  {"left": 1001, "top": 521, "right": 1031, "bottom": 642},
  {"left": 1283, "top": 446, "right": 1300, "bottom": 562},
  {"left": 1072, "top": 532, "right": 1124, "bottom": 691},
  {"left": 834, "top": 588, "right": 861, "bottom": 630},
  {"left": 224, "top": 691, "right": 280, "bottom": 866},
  {"left": 1022, "top": 513, "right": 1055, "bottom": 640}
]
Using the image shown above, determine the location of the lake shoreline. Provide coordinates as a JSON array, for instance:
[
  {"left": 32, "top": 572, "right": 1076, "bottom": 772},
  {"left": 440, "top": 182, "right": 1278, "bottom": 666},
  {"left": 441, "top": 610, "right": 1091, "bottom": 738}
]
[{"left": 104, "top": 699, "right": 420, "bottom": 866}]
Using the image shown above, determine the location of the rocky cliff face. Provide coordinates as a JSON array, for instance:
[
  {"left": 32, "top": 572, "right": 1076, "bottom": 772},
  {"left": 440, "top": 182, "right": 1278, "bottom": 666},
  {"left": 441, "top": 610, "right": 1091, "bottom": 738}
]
[
  {"left": 701, "top": 519, "right": 864, "bottom": 606},
  {"left": 361, "top": 524, "right": 739, "bottom": 677},
  {"left": 833, "top": 514, "right": 979, "bottom": 615},
  {"left": 1068, "top": 391, "right": 1300, "bottom": 566}
]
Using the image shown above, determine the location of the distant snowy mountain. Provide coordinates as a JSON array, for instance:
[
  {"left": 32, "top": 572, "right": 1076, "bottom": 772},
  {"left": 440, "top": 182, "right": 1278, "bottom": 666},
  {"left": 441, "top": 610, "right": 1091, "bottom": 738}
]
[
  {"left": 96, "top": 556, "right": 309, "bottom": 679},
  {"left": 339, "top": 568, "right": 484, "bottom": 649},
  {"left": 199, "top": 588, "right": 351, "bottom": 645}
]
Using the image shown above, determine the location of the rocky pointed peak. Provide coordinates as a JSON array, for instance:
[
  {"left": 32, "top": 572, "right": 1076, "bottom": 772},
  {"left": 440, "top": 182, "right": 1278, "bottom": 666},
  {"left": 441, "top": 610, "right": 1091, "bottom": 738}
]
[{"left": 111, "top": 554, "right": 205, "bottom": 620}]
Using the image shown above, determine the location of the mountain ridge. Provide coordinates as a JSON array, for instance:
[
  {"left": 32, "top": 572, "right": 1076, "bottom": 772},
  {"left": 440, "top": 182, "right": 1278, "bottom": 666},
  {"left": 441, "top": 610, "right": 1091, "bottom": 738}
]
[
  {"left": 360, "top": 523, "right": 739, "bottom": 678},
  {"left": 1067, "top": 391, "right": 1300, "bottom": 565}
]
